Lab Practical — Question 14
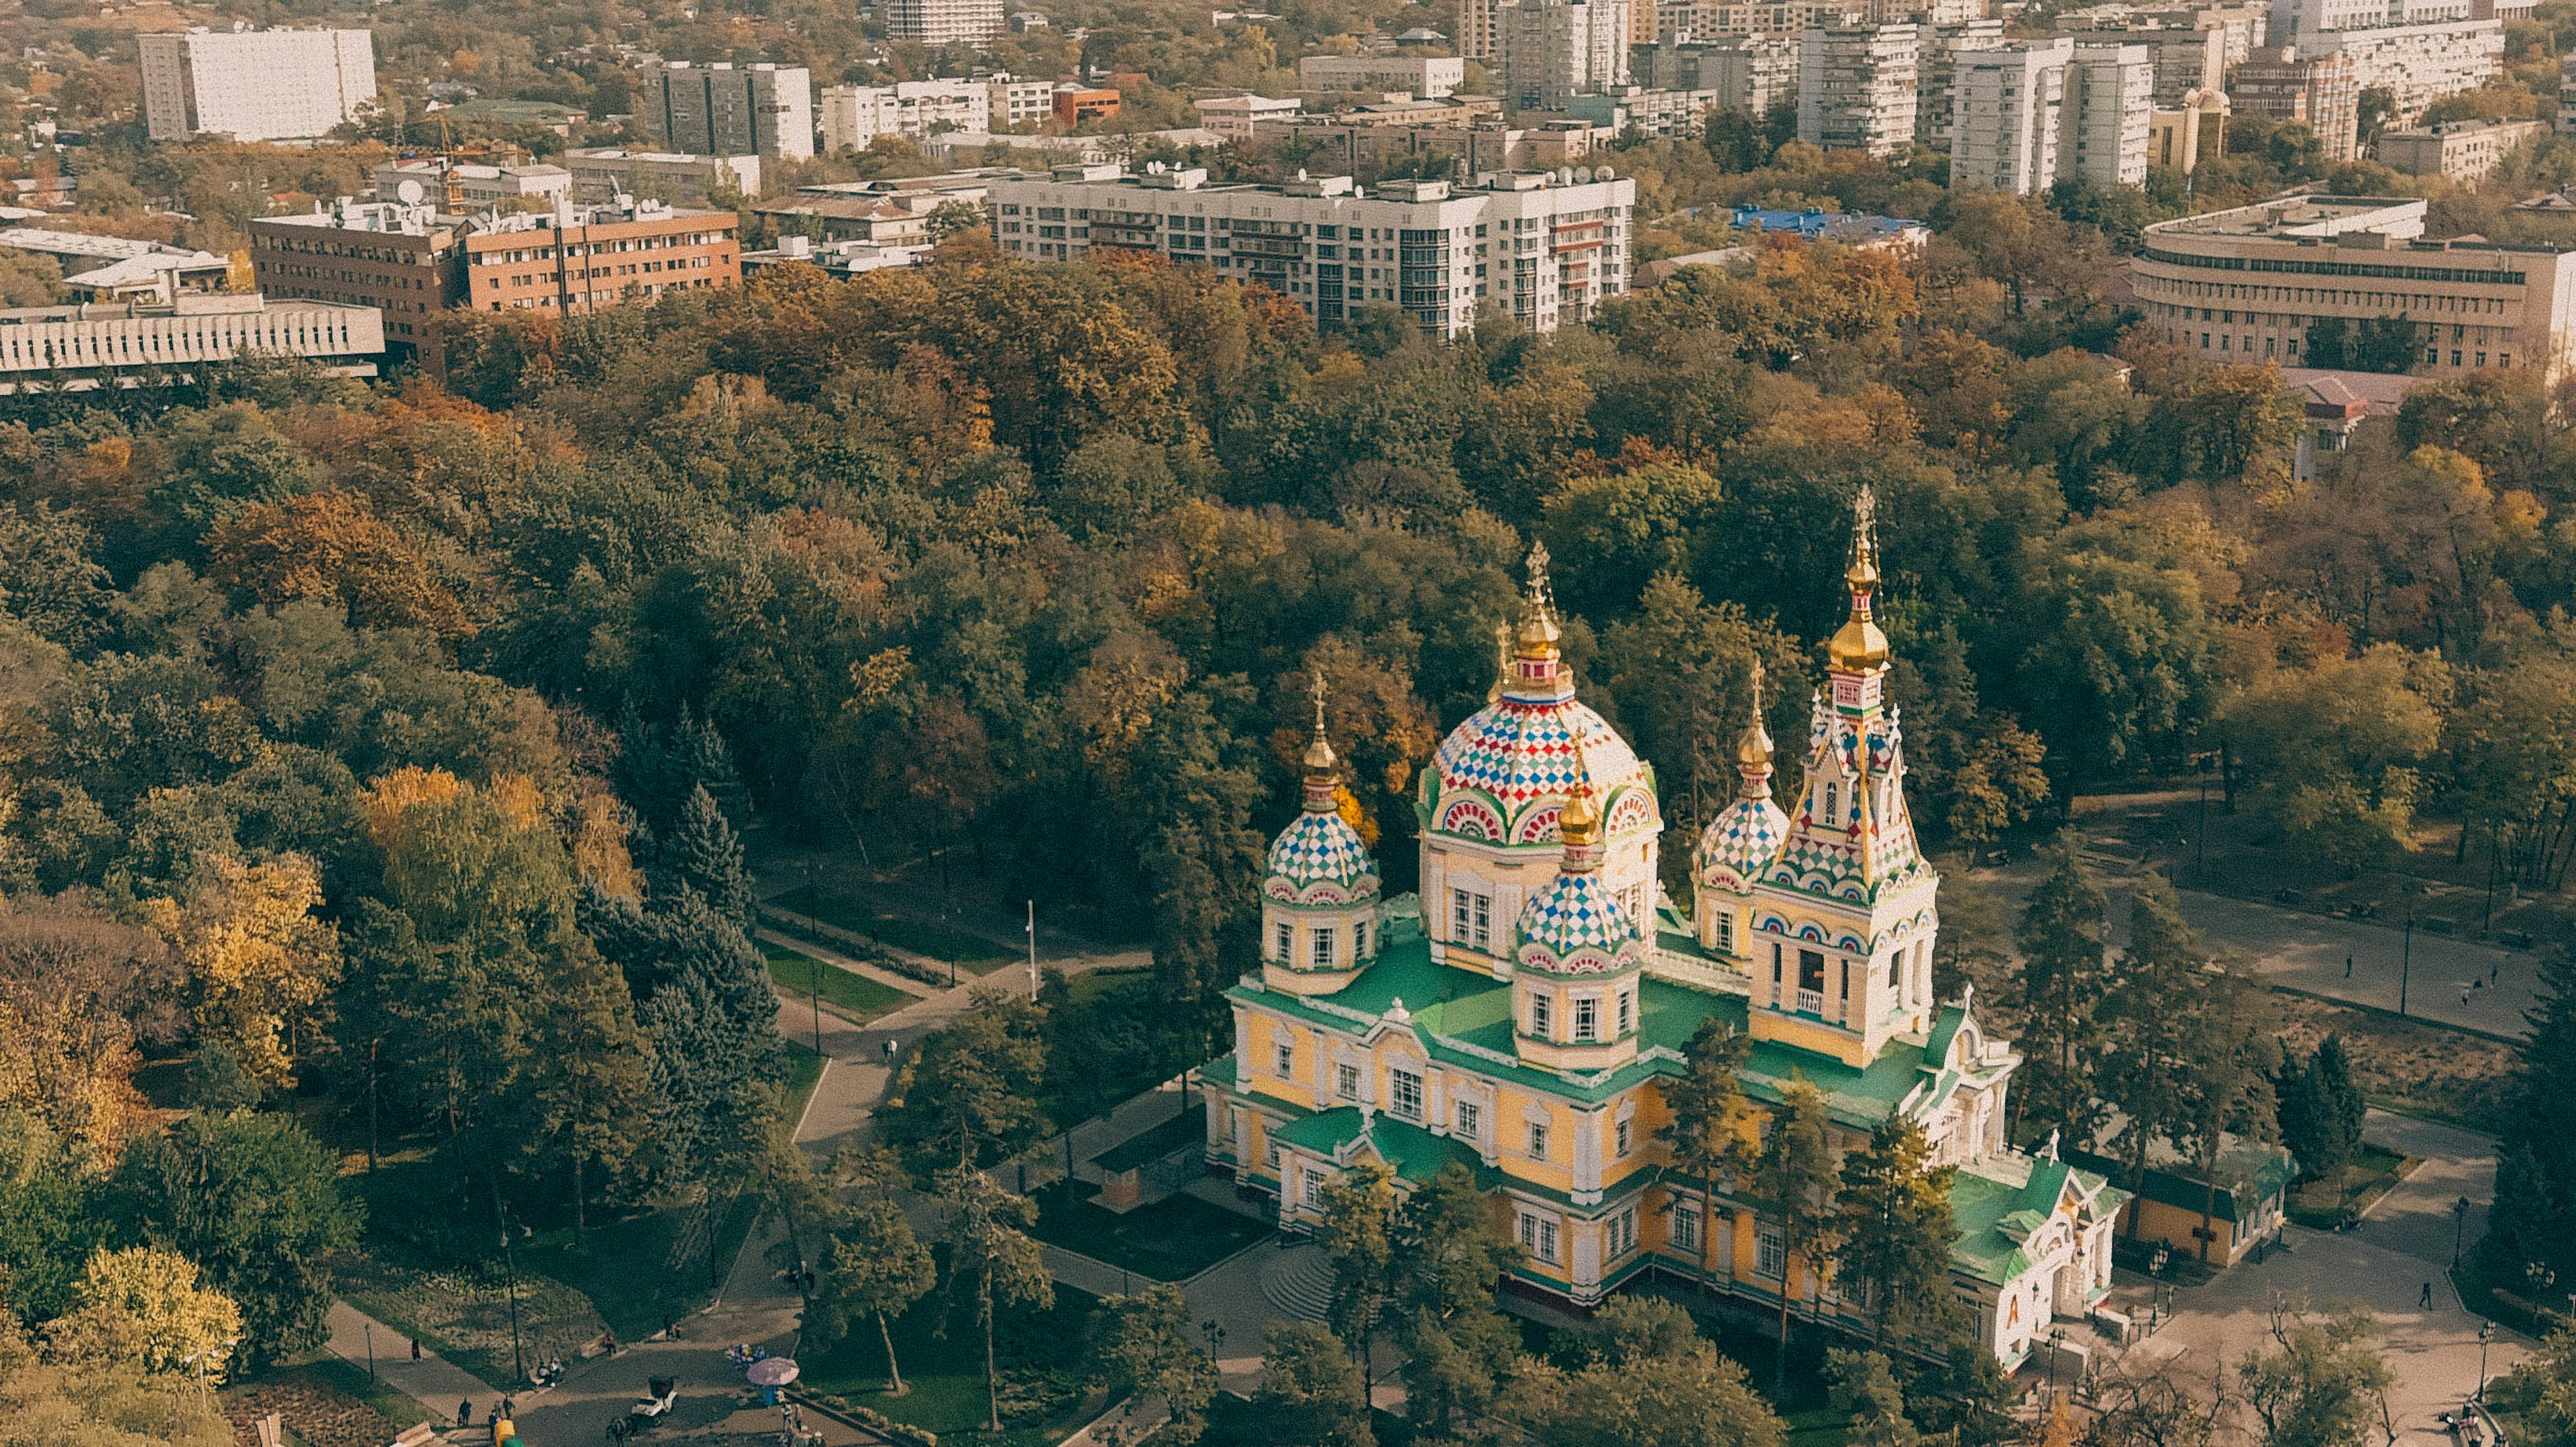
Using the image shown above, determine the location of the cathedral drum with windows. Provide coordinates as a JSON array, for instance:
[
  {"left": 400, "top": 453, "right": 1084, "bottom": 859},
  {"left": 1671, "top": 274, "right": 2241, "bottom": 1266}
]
[{"left": 1201, "top": 496, "right": 2126, "bottom": 1370}]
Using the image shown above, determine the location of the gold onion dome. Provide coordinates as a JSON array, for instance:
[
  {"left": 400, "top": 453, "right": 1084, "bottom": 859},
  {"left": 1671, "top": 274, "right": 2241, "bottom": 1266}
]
[
  {"left": 1559, "top": 780, "right": 1602, "bottom": 851},
  {"left": 1828, "top": 484, "right": 1890, "bottom": 673},
  {"left": 1735, "top": 658, "right": 1775, "bottom": 774},
  {"left": 1517, "top": 540, "right": 1562, "bottom": 660}
]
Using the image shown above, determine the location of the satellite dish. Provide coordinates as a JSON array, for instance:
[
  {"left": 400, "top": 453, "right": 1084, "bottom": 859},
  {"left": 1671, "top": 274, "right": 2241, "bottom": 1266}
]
[
  {"left": 396, "top": 178, "right": 425, "bottom": 204},
  {"left": 1574, "top": 165, "right": 1593, "bottom": 182},
  {"left": 1595, "top": 164, "right": 1614, "bottom": 180}
]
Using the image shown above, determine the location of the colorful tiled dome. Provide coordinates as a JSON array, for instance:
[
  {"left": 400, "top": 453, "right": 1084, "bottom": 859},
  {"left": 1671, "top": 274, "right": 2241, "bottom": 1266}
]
[
  {"left": 1699, "top": 796, "right": 1790, "bottom": 890},
  {"left": 1266, "top": 809, "right": 1380, "bottom": 906},
  {"left": 1429, "top": 696, "right": 1654, "bottom": 846},
  {"left": 1513, "top": 871, "right": 1643, "bottom": 975}
]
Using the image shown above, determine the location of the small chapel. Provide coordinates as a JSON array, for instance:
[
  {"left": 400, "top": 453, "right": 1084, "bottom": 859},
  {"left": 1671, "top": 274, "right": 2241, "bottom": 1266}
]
[{"left": 1199, "top": 487, "right": 2127, "bottom": 1369}]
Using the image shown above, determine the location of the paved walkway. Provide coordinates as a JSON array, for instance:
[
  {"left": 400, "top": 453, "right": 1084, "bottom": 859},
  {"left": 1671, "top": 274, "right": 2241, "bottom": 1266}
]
[
  {"left": 323, "top": 1301, "right": 496, "bottom": 1430},
  {"left": 2116, "top": 1112, "right": 2527, "bottom": 1439}
]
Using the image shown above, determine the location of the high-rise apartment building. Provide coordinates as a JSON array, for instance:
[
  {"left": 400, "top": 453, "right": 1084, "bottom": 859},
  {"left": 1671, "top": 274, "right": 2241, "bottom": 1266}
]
[
  {"left": 2055, "top": 23, "right": 2218, "bottom": 103},
  {"left": 1464, "top": 0, "right": 1503, "bottom": 60},
  {"left": 2267, "top": 0, "right": 2464, "bottom": 46},
  {"left": 2060, "top": 42, "right": 2153, "bottom": 186},
  {"left": 639, "top": 61, "right": 814, "bottom": 160},
  {"left": 1948, "top": 41, "right": 2068, "bottom": 193},
  {"left": 1914, "top": 17, "right": 2006, "bottom": 148},
  {"left": 987, "top": 164, "right": 1633, "bottom": 335},
  {"left": 1653, "top": 0, "right": 1862, "bottom": 36},
  {"left": 139, "top": 28, "right": 376, "bottom": 142},
  {"left": 2230, "top": 46, "right": 2358, "bottom": 159},
  {"left": 2295, "top": 19, "right": 2500, "bottom": 122},
  {"left": 1498, "top": 0, "right": 1633, "bottom": 109},
  {"left": 1633, "top": 34, "right": 1800, "bottom": 115},
  {"left": 1799, "top": 24, "right": 1919, "bottom": 156},
  {"left": 885, "top": 0, "right": 1006, "bottom": 46}
]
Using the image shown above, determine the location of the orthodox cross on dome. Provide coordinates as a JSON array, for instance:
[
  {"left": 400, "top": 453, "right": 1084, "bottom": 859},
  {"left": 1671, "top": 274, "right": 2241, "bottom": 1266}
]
[
  {"left": 1737, "top": 657, "right": 1775, "bottom": 799},
  {"left": 1301, "top": 671, "right": 1340, "bottom": 811},
  {"left": 1527, "top": 539, "right": 1556, "bottom": 623}
]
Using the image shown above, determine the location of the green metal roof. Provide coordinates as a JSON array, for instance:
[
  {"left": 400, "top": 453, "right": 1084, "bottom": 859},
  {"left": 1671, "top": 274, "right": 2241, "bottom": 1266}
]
[
  {"left": 1946, "top": 1155, "right": 2127, "bottom": 1286},
  {"left": 1228, "top": 913, "right": 1941, "bottom": 1127},
  {"left": 2065, "top": 1137, "right": 2294, "bottom": 1224},
  {"left": 1273, "top": 1106, "right": 1497, "bottom": 1189}
]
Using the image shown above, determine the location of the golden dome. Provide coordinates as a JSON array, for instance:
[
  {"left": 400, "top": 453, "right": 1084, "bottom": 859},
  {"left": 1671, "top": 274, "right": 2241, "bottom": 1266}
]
[
  {"left": 1517, "top": 540, "right": 1563, "bottom": 661},
  {"left": 1735, "top": 658, "right": 1774, "bottom": 771},
  {"left": 1829, "top": 485, "right": 1889, "bottom": 673},
  {"left": 1301, "top": 674, "right": 1339, "bottom": 794},
  {"left": 1303, "top": 735, "right": 1338, "bottom": 773},
  {"left": 1559, "top": 781, "right": 1601, "bottom": 847}
]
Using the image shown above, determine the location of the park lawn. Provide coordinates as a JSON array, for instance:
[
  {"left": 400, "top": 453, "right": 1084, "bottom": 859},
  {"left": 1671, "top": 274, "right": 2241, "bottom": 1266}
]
[
  {"left": 802, "top": 1282, "right": 1103, "bottom": 1447},
  {"left": 2288, "top": 1143, "right": 2414, "bottom": 1228},
  {"left": 765, "top": 941, "right": 914, "bottom": 1020},
  {"left": 1026, "top": 1176, "right": 1271, "bottom": 1283},
  {"left": 801, "top": 893, "right": 1014, "bottom": 970}
]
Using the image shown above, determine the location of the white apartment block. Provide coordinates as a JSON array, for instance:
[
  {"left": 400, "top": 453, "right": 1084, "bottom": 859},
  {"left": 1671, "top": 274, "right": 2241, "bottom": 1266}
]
[
  {"left": 987, "top": 164, "right": 1634, "bottom": 335},
  {"left": 0, "top": 294, "right": 385, "bottom": 392},
  {"left": 139, "top": 28, "right": 376, "bottom": 142},
  {"left": 1194, "top": 95, "right": 1304, "bottom": 136},
  {"left": 2133, "top": 195, "right": 2576, "bottom": 377},
  {"left": 2061, "top": 42, "right": 2153, "bottom": 186},
  {"left": 886, "top": 0, "right": 1006, "bottom": 46},
  {"left": 2268, "top": 0, "right": 2465, "bottom": 46},
  {"left": 1915, "top": 18, "right": 2007, "bottom": 148},
  {"left": 820, "top": 76, "right": 1052, "bottom": 150},
  {"left": 1949, "top": 41, "right": 2068, "bottom": 193},
  {"left": 2296, "top": 19, "right": 2500, "bottom": 121},
  {"left": 1565, "top": 85, "right": 1725, "bottom": 136},
  {"left": 2051, "top": 1, "right": 2267, "bottom": 62},
  {"left": 2055, "top": 24, "right": 2218, "bottom": 102},
  {"left": 1297, "top": 55, "right": 1470, "bottom": 97},
  {"left": 1633, "top": 34, "right": 1800, "bottom": 115},
  {"left": 1799, "top": 24, "right": 1919, "bottom": 156},
  {"left": 1655, "top": 0, "right": 1864, "bottom": 37},
  {"left": 640, "top": 61, "right": 814, "bottom": 160},
  {"left": 1499, "top": 0, "right": 1633, "bottom": 109}
]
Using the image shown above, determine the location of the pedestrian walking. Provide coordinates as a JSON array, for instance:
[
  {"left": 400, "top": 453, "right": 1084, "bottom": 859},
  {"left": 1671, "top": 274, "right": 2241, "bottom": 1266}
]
[
  {"left": 881, "top": 1036, "right": 897, "bottom": 1062},
  {"left": 2345, "top": 953, "right": 2353, "bottom": 978},
  {"left": 411, "top": 1337, "right": 422, "bottom": 1361},
  {"left": 458, "top": 1402, "right": 473, "bottom": 1430},
  {"left": 2422, "top": 1281, "right": 2436, "bottom": 1308}
]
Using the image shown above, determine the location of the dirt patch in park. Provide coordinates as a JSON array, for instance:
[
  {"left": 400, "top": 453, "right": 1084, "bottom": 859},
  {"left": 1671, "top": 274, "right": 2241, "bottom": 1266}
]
[{"left": 2273, "top": 992, "right": 2518, "bottom": 1130}]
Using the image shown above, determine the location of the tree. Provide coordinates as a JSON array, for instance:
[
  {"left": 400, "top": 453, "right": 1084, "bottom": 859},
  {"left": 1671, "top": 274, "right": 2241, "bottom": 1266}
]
[
  {"left": 2097, "top": 875, "right": 2230, "bottom": 1242},
  {"left": 1258, "top": 1321, "right": 1375, "bottom": 1447},
  {"left": 879, "top": 990, "right": 1050, "bottom": 1177},
  {"left": 1389, "top": 1159, "right": 1519, "bottom": 1324},
  {"left": 1662, "top": 1019, "right": 1756, "bottom": 1289},
  {"left": 1828, "top": 1349, "right": 1936, "bottom": 1447},
  {"left": 815, "top": 1198, "right": 936, "bottom": 1395},
  {"left": 2238, "top": 1305, "right": 2392, "bottom": 1447},
  {"left": 2483, "top": 947, "right": 2576, "bottom": 1286},
  {"left": 1503, "top": 1296, "right": 1788, "bottom": 1447},
  {"left": 2277, "top": 1036, "right": 2363, "bottom": 1195},
  {"left": 937, "top": 1167, "right": 1053, "bottom": 1434},
  {"left": 2482, "top": 1324, "right": 2576, "bottom": 1447},
  {"left": 1756, "top": 1078, "right": 1841, "bottom": 1387},
  {"left": 1316, "top": 1160, "right": 1397, "bottom": 1364},
  {"left": 653, "top": 784, "right": 755, "bottom": 933},
  {"left": 144, "top": 853, "right": 340, "bottom": 1095},
  {"left": 2012, "top": 839, "right": 2106, "bottom": 1147},
  {"left": 1092, "top": 1285, "right": 1220, "bottom": 1445},
  {"left": 0, "top": 1299, "right": 234, "bottom": 1446},
  {"left": 1833, "top": 1118, "right": 1960, "bottom": 1346},
  {"left": 47, "top": 1246, "right": 243, "bottom": 1383},
  {"left": 113, "top": 1112, "right": 362, "bottom": 1369}
]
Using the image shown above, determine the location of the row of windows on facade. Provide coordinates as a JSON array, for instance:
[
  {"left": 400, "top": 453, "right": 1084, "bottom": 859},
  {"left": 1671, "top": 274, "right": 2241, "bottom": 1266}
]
[
  {"left": 1002, "top": 205, "right": 1586, "bottom": 240},
  {"left": 1285, "top": 1155, "right": 1772, "bottom": 1273},
  {"left": 2163, "top": 318, "right": 2514, "bottom": 368},
  {"left": 1273, "top": 918, "right": 1371, "bottom": 967},
  {"left": 2143, "top": 273, "right": 2517, "bottom": 313},
  {"left": 1273, "top": 1050, "right": 1652, "bottom": 1163}
]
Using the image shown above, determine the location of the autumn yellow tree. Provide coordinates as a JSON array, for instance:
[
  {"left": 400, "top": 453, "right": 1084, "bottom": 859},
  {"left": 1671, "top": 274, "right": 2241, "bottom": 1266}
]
[
  {"left": 147, "top": 857, "right": 341, "bottom": 1094},
  {"left": 203, "top": 490, "right": 472, "bottom": 638},
  {"left": 45, "top": 1247, "right": 243, "bottom": 1381}
]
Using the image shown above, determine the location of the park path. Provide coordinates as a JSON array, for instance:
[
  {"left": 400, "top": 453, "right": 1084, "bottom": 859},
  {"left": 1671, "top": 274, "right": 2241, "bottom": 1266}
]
[
  {"left": 2116, "top": 1112, "right": 2527, "bottom": 1440},
  {"left": 322, "top": 1300, "right": 493, "bottom": 1430}
]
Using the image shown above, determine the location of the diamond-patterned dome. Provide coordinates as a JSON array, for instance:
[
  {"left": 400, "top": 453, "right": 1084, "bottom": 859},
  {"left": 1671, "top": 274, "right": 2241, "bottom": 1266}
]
[
  {"left": 1430, "top": 696, "right": 1654, "bottom": 845},
  {"left": 1513, "top": 872, "right": 1642, "bottom": 975},
  {"left": 1699, "top": 797, "right": 1790, "bottom": 890},
  {"left": 1265, "top": 810, "right": 1379, "bottom": 906}
]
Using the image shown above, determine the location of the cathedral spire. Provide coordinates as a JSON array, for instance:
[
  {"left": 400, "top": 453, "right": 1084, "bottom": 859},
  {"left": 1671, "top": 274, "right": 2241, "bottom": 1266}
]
[
  {"left": 1736, "top": 657, "right": 1775, "bottom": 800},
  {"left": 1301, "top": 672, "right": 1340, "bottom": 813},
  {"left": 1504, "top": 542, "right": 1572, "bottom": 701},
  {"left": 1827, "top": 484, "right": 1890, "bottom": 675}
]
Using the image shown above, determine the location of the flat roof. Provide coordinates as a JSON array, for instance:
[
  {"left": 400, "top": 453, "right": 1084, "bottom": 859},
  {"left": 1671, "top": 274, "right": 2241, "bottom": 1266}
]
[{"left": 2146, "top": 195, "right": 2425, "bottom": 237}]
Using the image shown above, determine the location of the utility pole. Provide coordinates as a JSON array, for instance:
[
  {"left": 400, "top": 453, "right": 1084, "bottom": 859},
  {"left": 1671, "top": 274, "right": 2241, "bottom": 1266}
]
[
  {"left": 811, "top": 949, "right": 823, "bottom": 1059},
  {"left": 1026, "top": 900, "right": 1039, "bottom": 996},
  {"left": 493, "top": 1181, "right": 526, "bottom": 1387},
  {"left": 2400, "top": 910, "right": 2414, "bottom": 1018}
]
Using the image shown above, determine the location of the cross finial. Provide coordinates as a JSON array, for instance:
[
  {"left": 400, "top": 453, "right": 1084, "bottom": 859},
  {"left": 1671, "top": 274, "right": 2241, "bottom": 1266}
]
[
  {"left": 1750, "top": 657, "right": 1766, "bottom": 717},
  {"left": 1527, "top": 540, "right": 1554, "bottom": 619},
  {"left": 1309, "top": 669, "right": 1329, "bottom": 740}
]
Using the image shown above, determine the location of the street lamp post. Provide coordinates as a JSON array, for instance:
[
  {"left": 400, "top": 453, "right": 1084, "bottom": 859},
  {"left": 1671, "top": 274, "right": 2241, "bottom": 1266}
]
[
  {"left": 2401, "top": 910, "right": 2414, "bottom": 1018},
  {"left": 1026, "top": 900, "right": 1039, "bottom": 995},
  {"left": 2479, "top": 1321, "right": 2493, "bottom": 1400}
]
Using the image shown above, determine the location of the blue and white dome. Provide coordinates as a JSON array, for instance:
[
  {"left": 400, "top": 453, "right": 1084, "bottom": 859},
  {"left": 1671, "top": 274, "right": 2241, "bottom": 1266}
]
[
  {"left": 1700, "top": 797, "right": 1790, "bottom": 891},
  {"left": 1267, "top": 808, "right": 1379, "bottom": 907},
  {"left": 1514, "top": 871, "right": 1643, "bottom": 976}
]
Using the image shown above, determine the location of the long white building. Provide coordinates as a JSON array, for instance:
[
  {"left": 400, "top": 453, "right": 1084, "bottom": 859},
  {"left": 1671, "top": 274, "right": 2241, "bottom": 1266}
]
[
  {"left": 2300, "top": 19, "right": 2501, "bottom": 121},
  {"left": 988, "top": 164, "right": 1633, "bottom": 335},
  {"left": 820, "top": 76, "right": 1056, "bottom": 150},
  {"left": 0, "top": 294, "right": 384, "bottom": 391},
  {"left": 885, "top": 0, "right": 1006, "bottom": 46},
  {"left": 139, "top": 28, "right": 376, "bottom": 142}
]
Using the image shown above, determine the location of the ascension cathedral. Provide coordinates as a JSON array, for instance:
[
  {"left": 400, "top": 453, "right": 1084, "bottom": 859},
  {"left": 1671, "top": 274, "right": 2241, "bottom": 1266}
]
[{"left": 1201, "top": 488, "right": 2127, "bottom": 1368}]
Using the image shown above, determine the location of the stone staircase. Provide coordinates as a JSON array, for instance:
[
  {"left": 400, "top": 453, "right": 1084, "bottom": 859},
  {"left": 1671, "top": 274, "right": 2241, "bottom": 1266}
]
[{"left": 1259, "top": 1244, "right": 1335, "bottom": 1322}]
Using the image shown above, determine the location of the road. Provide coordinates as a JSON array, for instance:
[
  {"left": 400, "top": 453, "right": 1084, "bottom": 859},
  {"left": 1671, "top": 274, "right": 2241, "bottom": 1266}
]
[{"left": 2118, "top": 1112, "right": 2527, "bottom": 1439}]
